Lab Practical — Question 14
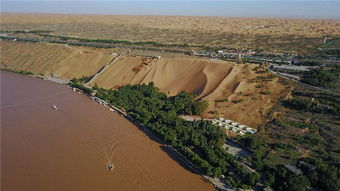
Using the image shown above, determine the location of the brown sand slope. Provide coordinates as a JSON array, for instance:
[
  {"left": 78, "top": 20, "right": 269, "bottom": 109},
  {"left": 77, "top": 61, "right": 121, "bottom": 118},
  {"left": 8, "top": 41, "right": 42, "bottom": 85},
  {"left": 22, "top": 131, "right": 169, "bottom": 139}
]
[
  {"left": 0, "top": 40, "right": 116, "bottom": 78},
  {"left": 90, "top": 57, "right": 233, "bottom": 96},
  {"left": 1, "top": 71, "right": 214, "bottom": 191},
  {"left": 91, "top": 56, "right": 288, "bottom": 127}
]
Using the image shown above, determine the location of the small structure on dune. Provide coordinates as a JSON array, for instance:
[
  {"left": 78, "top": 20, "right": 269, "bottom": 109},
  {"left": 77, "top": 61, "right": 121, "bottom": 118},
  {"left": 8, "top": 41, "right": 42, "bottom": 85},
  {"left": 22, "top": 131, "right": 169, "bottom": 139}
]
[{"left": 142, "top": 58, "right": 152, "bottom": 66}]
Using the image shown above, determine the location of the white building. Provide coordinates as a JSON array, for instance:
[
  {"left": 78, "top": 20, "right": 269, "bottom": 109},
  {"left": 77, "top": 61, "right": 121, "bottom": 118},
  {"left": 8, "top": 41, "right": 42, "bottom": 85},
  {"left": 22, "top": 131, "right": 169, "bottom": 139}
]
[{"left": 211, "top": 117, "right": 256, "bottom": 136}]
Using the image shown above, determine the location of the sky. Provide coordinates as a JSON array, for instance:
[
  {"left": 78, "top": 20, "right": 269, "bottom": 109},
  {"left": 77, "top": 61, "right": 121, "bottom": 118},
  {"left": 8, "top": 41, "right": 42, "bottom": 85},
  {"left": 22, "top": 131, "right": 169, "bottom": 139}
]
[
  {"left": 1, "top": 1, "right": 340, "bottom": 18},
  {"left": 0, "top": 0, "right": 340, "bottom": 2}
]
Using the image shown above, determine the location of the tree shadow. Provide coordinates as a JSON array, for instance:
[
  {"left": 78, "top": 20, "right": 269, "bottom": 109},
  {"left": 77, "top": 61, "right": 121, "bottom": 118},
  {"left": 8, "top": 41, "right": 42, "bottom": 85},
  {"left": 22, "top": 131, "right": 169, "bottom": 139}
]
[
  {"left": 160, "top": 145, "right": 201, "bottom": 175},
  {"left": 126, "top": 117, "right": 164, "bottom": 144}
]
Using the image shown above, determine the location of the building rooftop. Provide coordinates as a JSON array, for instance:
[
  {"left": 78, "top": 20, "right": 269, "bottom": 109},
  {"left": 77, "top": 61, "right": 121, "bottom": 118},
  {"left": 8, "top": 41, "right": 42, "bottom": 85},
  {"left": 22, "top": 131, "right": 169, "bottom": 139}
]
[{"left": 284, "top": 164, "right": 303, "bottom": 175}]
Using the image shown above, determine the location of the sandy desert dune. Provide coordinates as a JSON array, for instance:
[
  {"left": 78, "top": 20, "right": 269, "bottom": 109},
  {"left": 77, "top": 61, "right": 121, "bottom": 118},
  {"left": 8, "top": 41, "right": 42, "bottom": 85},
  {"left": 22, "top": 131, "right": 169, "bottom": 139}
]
[
  {"left": 0, "top": 40, "right": 289, "bottom": 127},
  {"left": 0, "top": 40, "right": 117, "bottom": 78},
  {"left": 1, "top": 13, "right": 340, "bottom": 52},
  {"left": 91, "top": 56, "right": 288, "bottom": 127}
]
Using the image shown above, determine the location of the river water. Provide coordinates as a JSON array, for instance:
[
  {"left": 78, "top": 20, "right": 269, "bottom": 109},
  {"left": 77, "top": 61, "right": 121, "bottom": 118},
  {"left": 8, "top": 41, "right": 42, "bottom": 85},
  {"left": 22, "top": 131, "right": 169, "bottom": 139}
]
[{"left": 0, "top": 71, "right": 213, "bottom": 191}]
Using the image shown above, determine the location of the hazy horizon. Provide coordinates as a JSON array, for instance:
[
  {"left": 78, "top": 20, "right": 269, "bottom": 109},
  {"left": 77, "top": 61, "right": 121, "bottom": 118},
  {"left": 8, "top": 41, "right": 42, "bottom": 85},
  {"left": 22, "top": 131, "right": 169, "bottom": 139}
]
[{"left": 1, "top": 1, "right": 340, "bottom": 19}]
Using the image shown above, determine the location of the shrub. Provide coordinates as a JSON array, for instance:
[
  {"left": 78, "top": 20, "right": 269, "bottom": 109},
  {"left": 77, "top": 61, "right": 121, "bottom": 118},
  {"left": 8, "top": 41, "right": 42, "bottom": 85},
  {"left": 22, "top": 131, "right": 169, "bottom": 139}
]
[{"left": 260, "top": 91, "right": 271, "bottom": 95}]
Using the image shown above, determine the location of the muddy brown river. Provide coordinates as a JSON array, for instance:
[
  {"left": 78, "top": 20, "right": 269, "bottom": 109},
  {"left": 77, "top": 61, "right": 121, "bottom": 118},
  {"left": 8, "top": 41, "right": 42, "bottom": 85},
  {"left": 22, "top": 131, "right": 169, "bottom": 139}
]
[{"left": 1, "top": 71, "right": 213, "bottom": 191}]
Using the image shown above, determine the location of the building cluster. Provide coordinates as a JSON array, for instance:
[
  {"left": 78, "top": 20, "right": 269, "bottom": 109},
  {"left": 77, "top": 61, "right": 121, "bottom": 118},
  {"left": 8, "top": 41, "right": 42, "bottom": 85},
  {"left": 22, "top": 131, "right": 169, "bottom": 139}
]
[
  {"left": 211, "top": 118, "right": 257, "bottom": 136},
  {"left": 269, "top": 64, "right": 310, "bottom": 71},
  {"left": 192, "top": 49, "right": 298, "bottom": 64},
  {"left": 283, "top": 161, "right": 316, "bottom": 176},
  {"left": 283, "top": 164, "right": 303, "bottom": 175},
  {"left": 242, "top": 55, "right": 292, "bottom": 64},
  {"left": 243, "top": 24, "right": 276, "bottom": 29},
  {"left": 193, "top": 49, "right": 256, "bottom": 60}
]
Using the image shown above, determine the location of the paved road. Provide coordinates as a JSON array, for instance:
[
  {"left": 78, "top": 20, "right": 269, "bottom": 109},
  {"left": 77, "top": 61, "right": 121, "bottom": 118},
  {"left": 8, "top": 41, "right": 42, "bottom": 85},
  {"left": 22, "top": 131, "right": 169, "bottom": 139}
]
[
  {"left": 86, "top": 51, "right": 127, "bottom": 85},
  {"left": 270, "top": 70, "right": 340, "bottom": 96}
]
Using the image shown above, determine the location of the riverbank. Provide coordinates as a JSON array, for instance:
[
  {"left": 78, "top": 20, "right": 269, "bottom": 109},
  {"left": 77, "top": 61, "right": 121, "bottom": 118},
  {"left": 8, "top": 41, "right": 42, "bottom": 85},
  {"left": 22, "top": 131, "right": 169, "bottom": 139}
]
[
  {"left": 6, "top": 70, "right": 238, "bottom": 191},
  {"left": 1, "top": 71, "right": 215, "bottom": 191}
]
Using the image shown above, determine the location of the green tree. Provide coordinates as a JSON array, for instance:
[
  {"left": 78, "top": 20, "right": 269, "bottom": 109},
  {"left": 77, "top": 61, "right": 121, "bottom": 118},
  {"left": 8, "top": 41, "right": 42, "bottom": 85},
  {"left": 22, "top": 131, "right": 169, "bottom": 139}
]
[{"left": 212, "top": 167, "right": 222, "bottom": 178}]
